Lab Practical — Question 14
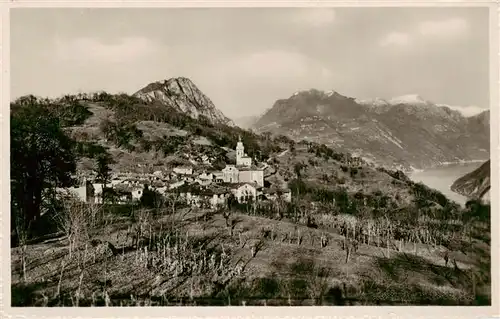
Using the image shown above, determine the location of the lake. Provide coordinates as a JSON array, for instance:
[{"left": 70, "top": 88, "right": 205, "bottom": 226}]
[{"left": 409, "top": 162, "right": 484, "bottom": 206}]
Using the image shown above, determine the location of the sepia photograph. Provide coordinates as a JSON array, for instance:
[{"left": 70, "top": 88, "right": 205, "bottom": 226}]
[{"left": 5, "top": 3, "right": 497, "bottom": 310}]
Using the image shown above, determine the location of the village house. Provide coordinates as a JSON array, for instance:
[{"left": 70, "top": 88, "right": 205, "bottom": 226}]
[
  {"left": 196, "top": 178, "right": 212, "bottom": 187},
  {"left": 169, "top": 180, "right": 186, "bottom": 189},
  {"left": 238, "top": 165, "right": 265, "bottom": 187},
  {"left": 209, "top": 190, "right": 229, "bottom": 208},
  {"left": 263, "top": 188, "right": 292, "bottom": 203},
  {"left": 222, "top": 165, "right": 239, "bottom": 183},
  {"left": 173, "top": 166, "right": 193, "bottom": 175},
  {"left": 213, "top": 171, "right": 224, "bottom": 183},
  {"left": 106, "top": 185, "right": 133, "bottom": 204},
  {"left": 231, "top": 183, "right": 261, "bottom": 203},
  {"left": 199, "top": 172, "right": 214, "bottom": 181},
  {"left": 91, "top": 183, "right": 110, "bottom": 204},
  {"left": 110, "top": 177, "right": 124, "bottom": 187},
  {"left": 180, "top": 175, "right": 196, "bottom": 183},
  {"left": 58, "top": 180, "right": 95, "bottom": 203},
  {"left": 117, "top": 192, "right": 133, "bottom": 203},
  {"left": 131, "top": 188, "right": 143, "bottom": 201}
]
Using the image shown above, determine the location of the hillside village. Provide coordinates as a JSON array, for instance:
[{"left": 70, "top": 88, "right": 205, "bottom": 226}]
[
  {"left": 62, "top": 137, "right": 292, "bottom": 208},
  {"left": 10, "top": 79, "right": 492, "bottom": 307}
]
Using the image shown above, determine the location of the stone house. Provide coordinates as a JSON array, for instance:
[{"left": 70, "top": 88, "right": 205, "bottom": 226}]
[
  {"left": 196, "top": 179, "right": 212, "bottom": 187},
  {"left": 231, "top": 183, "right": 261, "bottom": 203},
  {"left": 60, "top": 180, "right": 95, "bottom": 203},
  {"left": 222, "top": 165, "right": 239, "bottom": 183},
  {"left": 173, "top": 166, "right": 193, "bottom": 175},
  {"left": 238, "top": 165, "right": 264, "bottom": 187},
  {"left": 213, "top": 171, "right": 224, "bottom": 183},
  {"left": 199, "top": 172, "right": 214, "bottom": 181}
]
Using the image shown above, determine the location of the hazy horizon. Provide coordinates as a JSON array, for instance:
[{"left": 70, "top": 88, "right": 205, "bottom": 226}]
[{"left": 11, "top": 7, "right": 490, "bottom": 119}]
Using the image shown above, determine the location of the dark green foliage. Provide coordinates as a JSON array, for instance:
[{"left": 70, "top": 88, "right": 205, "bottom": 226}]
[
  {"left": 10, "top": 100, "right": 77, "bottom": 228},
  {"left": 252, "top": 278, "right": 281, "bottom": 299},
  {"left": 100, "top": 119, "right": 143, "bottom": 149},
  {"left": 293, "top": 162, "right": 307, "bottom": 179},
  {"left": 95, "top": 152, "right": 114, "bottom": 186},
  {"left": 102, "top": 187, "right": 122, "bottom": 205},
  {"left": 140, "top": 185, "right": 164, "bottom": 208},
  {"left": 307, "top": 142, "right": 347, "bottom": 162},
  {"left": 464, "top": 199, "right": 490, "bottom": 224},
  {"left": 51, "top": 101, "right": 93, "bottom": 127},
  {"left": 211, "top": 158, "right": 227, "bottom": 170},
  {"left": 273, "top": 134, "right": 293, "bottom": 145},
  {"left": 411, "top": 182, "right": 450, "bottom": 208},
  {"left": 227, "top": 193, "right": 238, "bottom": 210},
  {"left": 74, "top": 141, "right": 107, "bottom": 159},
  {"left": 11, "top": 95, "right": 93, "bottom": 127},
  {"left": 156, "top": 135, "right": 187, "bottom": 156}
]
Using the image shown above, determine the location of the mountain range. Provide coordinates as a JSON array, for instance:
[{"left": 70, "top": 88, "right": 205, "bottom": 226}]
[{"left": 252, "top": 89, "right": 490, "bottom": 171}]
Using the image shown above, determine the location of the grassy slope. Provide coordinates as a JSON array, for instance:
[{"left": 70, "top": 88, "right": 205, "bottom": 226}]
[
  {"left": 67, "top": 101, "right": 274, "bottom": 174},
  {"left": 11, "top": 204, "right": 490, "bottom": 306}
]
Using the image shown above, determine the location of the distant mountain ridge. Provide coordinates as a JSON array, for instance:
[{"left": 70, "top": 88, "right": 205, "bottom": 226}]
[
  {"left": 134, "top": 77, "right": 235, "bottom": 126},
  {"left": 232, "top": 115, "right": 260, "bottom": 130},
  {"left": 253, "top": 89, "right": 489, "bottom": 171}
]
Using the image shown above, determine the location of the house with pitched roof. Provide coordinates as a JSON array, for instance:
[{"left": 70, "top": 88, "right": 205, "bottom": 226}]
[{"left": 230, "top": 182, "right": 262, "bottom": 203}]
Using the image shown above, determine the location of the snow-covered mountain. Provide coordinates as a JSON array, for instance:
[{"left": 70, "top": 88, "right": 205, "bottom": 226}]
[{"left": 388, "top": 94, "right": 431, "bottom": 106}]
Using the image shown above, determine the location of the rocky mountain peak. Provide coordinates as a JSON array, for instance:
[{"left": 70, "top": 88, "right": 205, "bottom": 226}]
[{"left": 134, "top": 77, "right": 235, "bottom": 126}]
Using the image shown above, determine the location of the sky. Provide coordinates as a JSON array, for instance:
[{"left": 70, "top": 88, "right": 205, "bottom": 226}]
[{"left": 11, "top": 7, "right": 490, "bottom": 119}]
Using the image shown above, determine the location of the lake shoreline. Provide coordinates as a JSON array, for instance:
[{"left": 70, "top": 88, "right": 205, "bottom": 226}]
[
  {"left": 408, "top": 161, "right": 484, "bottom": 207},
  {"left": 404, "top": 159, "right": 487, "bottom": 174}
]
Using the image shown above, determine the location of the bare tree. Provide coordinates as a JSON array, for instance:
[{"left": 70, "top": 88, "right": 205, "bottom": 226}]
[
  {"left": 14, "top": 216, "right": 30, "bottom": 282},
  {"left": 53, "top": 197, "right": 90, "bottom": 261}
]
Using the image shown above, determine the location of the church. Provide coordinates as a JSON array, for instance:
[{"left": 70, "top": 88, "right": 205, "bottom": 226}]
[{"left": 221, "top": 137, "right": 264, "bottom": 187}]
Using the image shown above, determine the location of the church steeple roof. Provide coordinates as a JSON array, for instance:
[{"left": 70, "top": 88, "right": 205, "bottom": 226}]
[{"left": 236, "top": 135, "right": 244, "bottom": 149}]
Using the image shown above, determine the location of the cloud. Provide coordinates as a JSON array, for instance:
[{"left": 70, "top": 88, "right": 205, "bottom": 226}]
[
  {"left": 418, "top": 18, "right": 469, "bottom": 38},
  {"left": 379, "top": 17, "right": 468, "bottom": 48},
  {"left": 53, "top": 36, "right": 162, "bottom": 63},
  {"left": 379, "top": 32, "right": 411, "bottom": 47},
  {"left": 292, "top": 9, "right": 336, "bottom": 27},
  {"left": 218, "top": 50, "right": 334, "bottom": 81}
]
